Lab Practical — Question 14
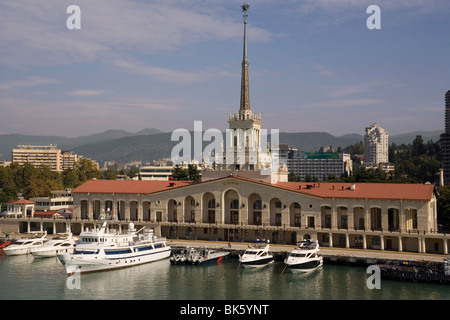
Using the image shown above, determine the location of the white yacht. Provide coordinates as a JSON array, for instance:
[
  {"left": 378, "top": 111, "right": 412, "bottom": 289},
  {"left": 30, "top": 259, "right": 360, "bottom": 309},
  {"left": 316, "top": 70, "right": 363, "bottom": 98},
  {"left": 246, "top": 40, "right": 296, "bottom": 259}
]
[
  {"left": 3, "top": 232, "right": 48, "bottom": 256},
  {"left": 30, "top": 234, "right": 77, "bottom": 258},
  {"left": 57, "top": 219, "right": 171, "bottom": 274},
  {"left": 239, "top": 240, "right": 274, "bottom": 268},
  {"left": 284, "top": 240, "right": 323, "bottom": 272}
]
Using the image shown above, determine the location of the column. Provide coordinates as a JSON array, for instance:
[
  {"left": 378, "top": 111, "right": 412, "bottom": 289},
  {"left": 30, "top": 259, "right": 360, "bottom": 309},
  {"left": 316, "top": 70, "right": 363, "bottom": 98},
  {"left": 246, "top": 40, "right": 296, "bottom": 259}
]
[
  {"left": 398, "top": 236, "right": 403, "bottom": 252},
  {"left": 345, "top": 233, "right": 350, "bottom": 248},
  {"left": 137, "top": 202, "right": 143, "bottom": 222},
  {"left": 331, "top": 205, "right": 338, "bottom": 230},
  {"left": 125, "top": 202, "right": 131, "bottom": 221},
  {"left": 362, "top": 234, "right": 367, "bottom": 249},
  {"left": 380, "top": 235, "right": 384, "bottom": 251},
  {"left": 328, "top": 232, "right": 333, "bottom": 248}
]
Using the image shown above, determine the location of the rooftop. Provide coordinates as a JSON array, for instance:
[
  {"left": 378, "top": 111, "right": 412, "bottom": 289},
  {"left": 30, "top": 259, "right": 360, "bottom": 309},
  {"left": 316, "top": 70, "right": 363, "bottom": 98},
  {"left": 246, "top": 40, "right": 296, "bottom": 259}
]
[{"left": 72, "top": 176, "right": 436, "bottom": 202}]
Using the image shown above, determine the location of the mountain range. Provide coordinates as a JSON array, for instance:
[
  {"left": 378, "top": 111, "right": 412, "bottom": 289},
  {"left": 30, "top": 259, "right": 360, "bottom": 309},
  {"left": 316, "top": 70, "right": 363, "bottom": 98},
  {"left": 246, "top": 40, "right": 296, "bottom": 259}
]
[{"left": 0, "top": 128, "right": 442, "bottom": 164}]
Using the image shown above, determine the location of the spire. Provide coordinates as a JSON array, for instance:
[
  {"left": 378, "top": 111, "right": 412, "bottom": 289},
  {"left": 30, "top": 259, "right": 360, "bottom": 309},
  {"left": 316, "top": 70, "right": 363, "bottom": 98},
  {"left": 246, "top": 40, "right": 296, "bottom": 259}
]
[{"left": 240, "top": 4, "right": 250, "bottom": 111}]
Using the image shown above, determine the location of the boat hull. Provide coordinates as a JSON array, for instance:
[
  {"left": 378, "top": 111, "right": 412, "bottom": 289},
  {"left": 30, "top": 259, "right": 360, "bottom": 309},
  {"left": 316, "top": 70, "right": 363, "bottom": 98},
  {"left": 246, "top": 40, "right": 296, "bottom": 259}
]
[
  {"left": 58, "top": 247, "right": 171, "bottom": 274},
  {"left": 31, "top": 247, "right": 74, "bottom": 258},
  {"left": 4, "top": 247, "right": 30, "bottom": 256},
  {"left": 240, "top": 257, "right": 274, "bottom": 268},
  {"left": 286, "top": 259, "right": 323, "bottom": 272},
  {"left": 191, "top": 254, "right": 228, "bottom": 266}
]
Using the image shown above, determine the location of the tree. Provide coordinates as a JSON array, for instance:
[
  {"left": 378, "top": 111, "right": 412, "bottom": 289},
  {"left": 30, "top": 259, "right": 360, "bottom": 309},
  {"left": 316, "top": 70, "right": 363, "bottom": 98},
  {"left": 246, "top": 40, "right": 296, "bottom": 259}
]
[
  {"left": 171, "top": 164, "right": 201, "bottom": 181},
  {"left": 172, "top": 165, "right": 188, "bottom": 180}
]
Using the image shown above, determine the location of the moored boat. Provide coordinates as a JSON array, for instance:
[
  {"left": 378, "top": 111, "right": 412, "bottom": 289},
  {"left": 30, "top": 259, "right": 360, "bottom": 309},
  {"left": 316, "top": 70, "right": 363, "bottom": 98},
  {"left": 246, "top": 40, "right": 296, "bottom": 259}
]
[
  {"left": 284, "top": 240, "right": 323, "bottom": 272},
  {"left": 30, "top": 233, "right": 77, "bottom": 258},
  {"left": 239, "top": 240, "right": 274, "bottom": 268},
  {"left": 3, "top": 232, "right": 48, "bottom": 256},
  {"left": 57, "top": 217, "right": 170, "bottom": 274},
  {"left": 170, "top": 247, "right": 230, "bottom": 266},
  {"left": 186, "top": 247, "right": 229, "bottom": 265}
]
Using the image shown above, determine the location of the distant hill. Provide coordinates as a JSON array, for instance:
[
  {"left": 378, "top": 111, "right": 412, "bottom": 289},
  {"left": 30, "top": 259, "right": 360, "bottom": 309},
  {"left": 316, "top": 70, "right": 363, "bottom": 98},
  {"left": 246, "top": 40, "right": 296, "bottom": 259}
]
[
  {"left": 0, "top": 128, "right": 163, "bottom": 161},
  {"left": 0, "top": 129, "right": 442, "bottom": 164}
]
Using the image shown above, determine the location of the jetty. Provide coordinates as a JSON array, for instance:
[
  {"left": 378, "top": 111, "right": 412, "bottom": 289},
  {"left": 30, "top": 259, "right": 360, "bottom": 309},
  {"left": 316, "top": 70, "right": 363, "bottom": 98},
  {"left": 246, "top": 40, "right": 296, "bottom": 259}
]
[{"left": 168, "top": 239, "right": 450, "bottom": 284}]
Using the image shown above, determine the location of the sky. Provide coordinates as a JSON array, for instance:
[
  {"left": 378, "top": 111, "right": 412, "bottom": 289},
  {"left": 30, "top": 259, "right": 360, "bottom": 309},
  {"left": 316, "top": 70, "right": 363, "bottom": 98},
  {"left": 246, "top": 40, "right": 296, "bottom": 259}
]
[{"left": 0, "top": 0, "right": 449, "bottom": 139}]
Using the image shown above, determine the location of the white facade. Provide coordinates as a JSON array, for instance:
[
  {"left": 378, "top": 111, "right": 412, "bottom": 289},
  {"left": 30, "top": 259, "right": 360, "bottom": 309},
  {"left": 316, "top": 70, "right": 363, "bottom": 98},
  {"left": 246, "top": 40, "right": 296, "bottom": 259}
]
[
  {"left": 287, "top": 152, "right": 352, "bottom": 181},
  {"left": 364, "top": 123, "right": 389, "bottom": 165}
]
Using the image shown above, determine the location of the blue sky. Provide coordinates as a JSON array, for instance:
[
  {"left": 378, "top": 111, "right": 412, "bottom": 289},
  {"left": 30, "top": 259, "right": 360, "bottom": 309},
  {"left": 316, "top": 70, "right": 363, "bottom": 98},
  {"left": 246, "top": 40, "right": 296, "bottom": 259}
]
[{"left": 0, "top": 0, "right": 449, "bottom": 138}]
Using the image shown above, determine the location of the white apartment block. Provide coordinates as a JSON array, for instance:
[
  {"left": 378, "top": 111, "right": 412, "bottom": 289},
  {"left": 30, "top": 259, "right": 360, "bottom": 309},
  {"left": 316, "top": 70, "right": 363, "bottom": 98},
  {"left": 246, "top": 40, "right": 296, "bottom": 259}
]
[
  {"left": 287, "top": 152, "right": 352, "bottom": 181},
  {"left": 12, "top": 144, "right": 79, "bottom": 172},
  {"left": 364, "top": 123, "right": 389, "bottom": 165}
]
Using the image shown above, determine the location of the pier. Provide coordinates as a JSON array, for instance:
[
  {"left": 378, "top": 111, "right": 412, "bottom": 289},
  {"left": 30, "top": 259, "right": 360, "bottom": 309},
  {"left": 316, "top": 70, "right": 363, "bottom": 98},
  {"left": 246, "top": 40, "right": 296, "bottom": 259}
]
[
  {"left": 168, "top": 239, "right": 450, "bottom": 284},
  {"left": 168, "top": 239, "right": 446, "bottom": 265}
]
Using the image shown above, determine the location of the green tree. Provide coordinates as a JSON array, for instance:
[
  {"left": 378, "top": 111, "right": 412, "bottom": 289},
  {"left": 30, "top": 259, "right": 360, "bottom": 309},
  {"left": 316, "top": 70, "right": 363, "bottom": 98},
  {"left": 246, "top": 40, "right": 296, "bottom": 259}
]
[{"left": 172, "top": 165, "right": 188, "bottom": 180}]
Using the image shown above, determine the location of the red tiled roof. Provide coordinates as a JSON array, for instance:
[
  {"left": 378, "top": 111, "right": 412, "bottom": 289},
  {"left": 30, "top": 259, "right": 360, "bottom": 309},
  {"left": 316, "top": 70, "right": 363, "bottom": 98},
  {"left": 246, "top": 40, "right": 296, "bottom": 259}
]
[
  {"left": 72, "top": 177, "right": 435, "bottom": 202},
  {"left": 7, "top": 199, "right": 35, "bottom": 204},
  {"left": 72, "top": 180, "right": 194, "bottom": 194},
  {"left": 275, "top": 181, "right": 435, "bottom": 201}
]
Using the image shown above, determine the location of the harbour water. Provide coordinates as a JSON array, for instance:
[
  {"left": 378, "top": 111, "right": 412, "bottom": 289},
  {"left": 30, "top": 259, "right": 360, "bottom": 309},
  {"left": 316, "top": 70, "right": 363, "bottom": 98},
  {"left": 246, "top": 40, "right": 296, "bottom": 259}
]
[{"left": 1, "top": 254, "right": 450, "bottom": 301}]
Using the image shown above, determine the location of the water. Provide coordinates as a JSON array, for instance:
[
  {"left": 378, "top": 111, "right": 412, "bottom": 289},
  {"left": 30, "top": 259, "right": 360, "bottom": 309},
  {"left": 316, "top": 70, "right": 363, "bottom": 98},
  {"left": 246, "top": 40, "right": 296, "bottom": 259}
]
[{"left": 1, "top": 254, "right": 450, "bottom": 300}]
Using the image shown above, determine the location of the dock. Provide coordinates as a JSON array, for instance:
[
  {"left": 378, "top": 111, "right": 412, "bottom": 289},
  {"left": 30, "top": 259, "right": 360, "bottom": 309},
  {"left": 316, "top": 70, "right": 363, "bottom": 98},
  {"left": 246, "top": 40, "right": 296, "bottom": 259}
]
[
  {"left": 167, "top": 239, "right": 450, "bottom": 284},
  {"left": 167, "top": 239, "right": 446, "bottom": 265}
]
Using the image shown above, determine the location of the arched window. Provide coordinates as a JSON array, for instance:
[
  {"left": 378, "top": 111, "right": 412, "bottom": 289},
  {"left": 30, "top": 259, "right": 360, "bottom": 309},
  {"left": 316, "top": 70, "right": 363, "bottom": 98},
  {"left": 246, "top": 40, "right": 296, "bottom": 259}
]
[
  {"left": 230, "top": 199, "right": 239, "bottom": 224},
  {"left": 253, "top": 200, "right": 262, "bottom": 225},
  {"left": 207, "top": 199, "right": 215, "bottom": 223}
]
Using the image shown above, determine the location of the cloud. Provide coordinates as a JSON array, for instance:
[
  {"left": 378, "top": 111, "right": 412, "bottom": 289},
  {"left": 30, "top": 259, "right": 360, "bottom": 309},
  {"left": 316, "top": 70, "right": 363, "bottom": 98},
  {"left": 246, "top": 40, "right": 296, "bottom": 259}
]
[
  {"left": 0, "top": 0, "right": 273, "bottom": 68},
  {"left": 325, "top": 81, "right": 388, "bottom": 98},
  {"left": 68, "top": 90, "right": 109, "bottom": 97},
  {"left": 0, "top": 76, "right": 60, "bottom": 90},
  {"left": 112, "top": 59, "right": 211, "bottom": 84},
  {"left": 300, "top": 98, "right": 385, "bottom": 109}
]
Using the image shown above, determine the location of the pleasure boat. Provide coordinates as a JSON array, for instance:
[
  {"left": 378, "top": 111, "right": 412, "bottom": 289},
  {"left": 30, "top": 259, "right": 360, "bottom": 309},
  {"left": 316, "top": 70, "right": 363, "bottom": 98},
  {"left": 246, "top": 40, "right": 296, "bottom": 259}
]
[
  {"left": 239, "top": 240, "right": 274, "bottom": 268},
  {"left": 30, "top": 233, "right": 77, "bottom": 258},
  {"left": 170, "top": 247, "right": 229, "bottom": 265},
  {"left": 3, "top": 232, "right": 48, "bottom": 256},
  {"left": 284, "top": 240, "right": 323, "bottom": 272},
  {"left": 170, "top": 247, "right": 189, "bottom": 265},
  {"left": 186, "top": 247, "right": 229, "bottom": 265},
  {"left": 57, "top": 218, "right": 171, "bottom": 274}
]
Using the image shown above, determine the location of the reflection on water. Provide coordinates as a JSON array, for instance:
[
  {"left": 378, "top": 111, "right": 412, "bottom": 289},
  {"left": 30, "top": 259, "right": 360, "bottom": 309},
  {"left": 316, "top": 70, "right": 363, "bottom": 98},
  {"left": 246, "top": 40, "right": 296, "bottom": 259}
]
[{"left": 1, "top": 255, "right": 450, "bottom": 300}]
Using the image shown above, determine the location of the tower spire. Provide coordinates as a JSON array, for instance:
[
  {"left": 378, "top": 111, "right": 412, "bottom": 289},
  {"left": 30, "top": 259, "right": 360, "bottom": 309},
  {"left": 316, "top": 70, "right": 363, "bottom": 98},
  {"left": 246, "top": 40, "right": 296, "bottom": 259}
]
[{"left": 240, "top": 4, "right": 250, "bottom": 111}]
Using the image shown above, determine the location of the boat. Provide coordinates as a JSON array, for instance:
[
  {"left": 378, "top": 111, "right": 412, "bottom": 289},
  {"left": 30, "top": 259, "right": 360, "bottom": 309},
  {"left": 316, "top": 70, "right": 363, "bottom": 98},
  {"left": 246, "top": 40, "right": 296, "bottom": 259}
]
[
  {"left": 239, "top": 240, "right": 274, "bottom": 268},
  {"left": 3, "top": 232, "right": 48, "bottom": 256},
  {"left": 187, "top": 247, "right": 229, "bottom": 265},
  {"left": 170, "top": 247, "right": 189, "bottom": 265},
  {"left": 57, "top": 218, "right": 171, "bottom": 274},
  {"left": 284, "top": 240, "right": 323, "bottom": 272},
  {"left": 30, "top": 233, "right": 77, "bottom": 258},
  {"left": 170, "top": 247, "right": 230, "bottom": 266}
]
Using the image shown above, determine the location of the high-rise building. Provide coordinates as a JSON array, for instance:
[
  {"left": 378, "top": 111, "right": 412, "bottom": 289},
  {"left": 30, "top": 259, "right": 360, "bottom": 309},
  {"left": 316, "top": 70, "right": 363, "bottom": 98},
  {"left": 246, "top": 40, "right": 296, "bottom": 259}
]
[
  {"left": 439, "top": 90, "right": 450, "bottom": 185},
  {"left": 364, "top": 123, "right": 389, "bottom": 165},
  {"left": 12, "top": 144, "right": 79, "bottom": 172}
]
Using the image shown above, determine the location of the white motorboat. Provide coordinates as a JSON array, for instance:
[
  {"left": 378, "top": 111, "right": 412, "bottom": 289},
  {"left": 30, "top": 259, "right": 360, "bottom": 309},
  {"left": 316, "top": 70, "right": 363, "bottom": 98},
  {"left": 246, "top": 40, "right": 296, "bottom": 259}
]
[
  {"left": 239, "top": 240, "right": 274, "bottom": 268},
  {"left": 30, "top": 233, "right": 77, "bottom": 258},
  {"left": 284, "top": 240, "right": 323, "bottom": 272},
  {"left": 170, "top": 247, "right": 229, "bottom": 266},
  {"left": 3, "top": 232, "right": 48, "bottom": 256},
  {"left": 57, "top": 219, "right": 171, "bottom": 274}
]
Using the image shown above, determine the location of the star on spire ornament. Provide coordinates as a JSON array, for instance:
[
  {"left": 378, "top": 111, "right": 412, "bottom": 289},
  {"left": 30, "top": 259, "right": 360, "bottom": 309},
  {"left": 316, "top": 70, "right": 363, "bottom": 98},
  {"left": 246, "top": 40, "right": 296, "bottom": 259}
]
[{"left": 242, "top": 3, "right": 250, "bottom": 12}]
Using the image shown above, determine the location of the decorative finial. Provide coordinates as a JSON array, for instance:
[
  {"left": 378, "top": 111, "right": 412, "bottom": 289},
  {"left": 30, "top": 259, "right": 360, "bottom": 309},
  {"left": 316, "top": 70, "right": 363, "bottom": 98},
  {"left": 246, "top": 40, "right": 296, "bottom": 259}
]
[{"left": 242, "top": 3, "right": 250, "bottom": 12}]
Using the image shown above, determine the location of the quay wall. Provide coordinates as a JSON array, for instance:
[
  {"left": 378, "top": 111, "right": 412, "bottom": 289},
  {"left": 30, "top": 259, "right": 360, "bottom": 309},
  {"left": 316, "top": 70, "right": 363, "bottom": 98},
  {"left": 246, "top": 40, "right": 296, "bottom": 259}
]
[{"left": 168, "top": 239, "right": 446, "bottom": 267}]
